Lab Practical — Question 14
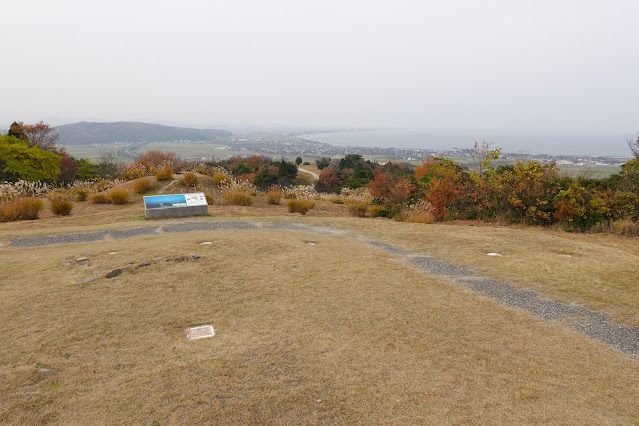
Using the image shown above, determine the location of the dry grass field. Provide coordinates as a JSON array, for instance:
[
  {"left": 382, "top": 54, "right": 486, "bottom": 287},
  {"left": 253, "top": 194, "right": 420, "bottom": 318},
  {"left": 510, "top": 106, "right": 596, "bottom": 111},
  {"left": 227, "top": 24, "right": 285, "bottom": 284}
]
[{"left": 1, "top": 182, "right": 639, "bottom": 424}]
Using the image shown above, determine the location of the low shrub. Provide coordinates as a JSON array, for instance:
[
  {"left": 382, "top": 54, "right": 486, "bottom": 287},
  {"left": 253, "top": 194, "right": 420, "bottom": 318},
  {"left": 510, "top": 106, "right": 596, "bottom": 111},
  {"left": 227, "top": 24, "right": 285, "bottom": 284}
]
[
  {"left": 370, "top": 205, "right": 390, "bottom": 218},
  {"left": 204, "top": 192, "right": 215, "bottom": 205},
  {"left": 94, "top": 180, "right": 112, "bottom": 192},
  {"left": 224, "top": 190, "right": 253, "bottom": 206},
  {"left": 183, "top": 173, "right": 199, "bottom": 187},
  {"left": 120, "top": 167, "right": 146, "bottom": 181},
  {"left": 330, "top": 197, "right": 345, "bottom": 204},
  {"left": 347, "top": 200, "right": 369, "bottom": 217},
  {"left": 133, "top": 177, "right": 152, "bottom": 194},
  {"left": 612, "top": 219, "right": 639, "bottom": 236},
  {"left": 71, "top": 188, "right": 89, "bottom": 201},
  {"left": 287, "top": 199, "right": 315, "bottom": 215},
  {"left": 212, "top": 172, "right": 231, "bottom": 186},
  {"left": 0, "top": 198, "right": 43, "bottom": 222},
  {"left": 90, "top": 193, "right": 111, "bottom": 204},
  {"left": 267, "top": 189, "right": 282, "bottom": 204},
  {"left": 155, "top": 167, "right": 173, "bottom": 181},
  {"left": 284, "top": 192, "right": 297, "bottom": 199},
  {"left": 109, "top": 189, "right": 130, "bottom": 205},
  {"left": 51, "top": 198, "right": 73, "bottom": 216},
  {"left": 405, "top": 212, "right": 436, "bottom": 224}
]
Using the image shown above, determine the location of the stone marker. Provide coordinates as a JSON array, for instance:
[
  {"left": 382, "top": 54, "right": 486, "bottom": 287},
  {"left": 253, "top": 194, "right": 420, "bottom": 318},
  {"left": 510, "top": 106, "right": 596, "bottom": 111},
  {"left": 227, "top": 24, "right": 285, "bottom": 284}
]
[
  {"left": 186, "top": 324, "right": 215, "bottom": 340},
  {"left": 143, "top": 193, "right": 208, "bottom": 219}
]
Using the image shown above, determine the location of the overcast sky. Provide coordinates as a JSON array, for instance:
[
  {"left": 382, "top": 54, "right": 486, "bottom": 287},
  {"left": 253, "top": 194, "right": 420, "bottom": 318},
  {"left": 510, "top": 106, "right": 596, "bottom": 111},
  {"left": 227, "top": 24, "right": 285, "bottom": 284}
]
[{"left": 2, "top": 1, "right": 638, "bottom": 140}]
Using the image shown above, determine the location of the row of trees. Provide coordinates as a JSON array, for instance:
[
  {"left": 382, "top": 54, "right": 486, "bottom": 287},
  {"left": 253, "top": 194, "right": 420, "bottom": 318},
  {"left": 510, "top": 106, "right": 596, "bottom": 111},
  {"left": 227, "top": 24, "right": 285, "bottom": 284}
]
[{"left": 356, "top": 146, "right": 639, "bottom": 230}]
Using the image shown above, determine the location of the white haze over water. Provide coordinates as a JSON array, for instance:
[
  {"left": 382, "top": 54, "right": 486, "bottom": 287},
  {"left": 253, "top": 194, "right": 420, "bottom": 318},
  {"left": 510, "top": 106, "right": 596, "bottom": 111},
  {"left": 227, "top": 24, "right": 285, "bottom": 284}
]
[{"left": 303, "top": 129, "right": 630, "bottom": 157}]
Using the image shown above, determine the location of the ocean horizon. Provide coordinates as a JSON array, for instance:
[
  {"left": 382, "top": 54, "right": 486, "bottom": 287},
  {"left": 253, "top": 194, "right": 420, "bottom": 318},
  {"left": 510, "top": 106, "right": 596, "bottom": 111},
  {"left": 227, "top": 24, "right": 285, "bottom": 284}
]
[{"left": 300, "top": 129, "right": 632, "bottom": 157}]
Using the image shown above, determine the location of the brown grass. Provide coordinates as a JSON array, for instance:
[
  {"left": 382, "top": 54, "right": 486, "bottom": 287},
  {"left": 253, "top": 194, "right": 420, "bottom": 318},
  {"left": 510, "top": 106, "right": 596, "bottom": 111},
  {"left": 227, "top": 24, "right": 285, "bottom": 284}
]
[
  {"left": 223, "top": 190, "right": 253, "bottom": 206},
  {"left": 108, "top": 189, "right": 130, "bottom": 205},
  {"left": 212, "top": 172, "right": 231, "bottom": 186},
  {"left": 266, "top": 189, "right": 282, "bottom": 205},
  {"left": 346, "top": 200, "right": 369, "bottom": 217},
  {"left": 183, "top": 173, "right": 199, "bottom": 187},
  {"left": 287, "top": 199, "right": 315, "bottom": 215},
  {"left": 0, "top": 198, "right": 43, "bottom": 222},
  {"left": 1, "top": 230, "right": 639, "bottom": 424},
  {"left": 155, "top": 167, "right": 174, "bottom": 181},
  {"left": 70, "top": 189, "right": 89, "bottom": 202},
  {"left": 132, "top": 177, "right": 152, "bottom": 194},
  {"left": 612, "top": 219, "right": 639, "bottom": 237},
  {"left": 89, "top": 193, "right": 110, "bottom": 204},
  {"left": 335, "top": 218, "right": 639, "bottom": 325},
  {"left": 50, "top": 199, "right": 73, "bottom": 216},
  {"left": 93, "top": 180, "right": 112, "bottom": 192},
  {"left": 405, "top": 212, "right": 436, "bottom": 224}
]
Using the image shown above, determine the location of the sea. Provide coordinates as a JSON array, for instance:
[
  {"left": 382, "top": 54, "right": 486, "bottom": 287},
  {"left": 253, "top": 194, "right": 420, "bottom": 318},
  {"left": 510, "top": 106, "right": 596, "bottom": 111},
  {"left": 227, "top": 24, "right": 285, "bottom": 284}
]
[{"left": 300, "top": 129, "right": 631, "bottom": 157}]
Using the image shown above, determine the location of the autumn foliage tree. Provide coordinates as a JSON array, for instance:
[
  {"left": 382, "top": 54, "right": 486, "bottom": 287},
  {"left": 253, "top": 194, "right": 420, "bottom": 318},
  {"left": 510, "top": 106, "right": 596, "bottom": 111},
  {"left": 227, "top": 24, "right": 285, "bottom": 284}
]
[
  {"left": 9, "top": 121, "right": 60, "bottom": 151},
  {"left": 414, "top": 158, "right": 472, "bottom": 219},
  {"left": 134, "top": 150, "right": 179, "bottom": 174}
]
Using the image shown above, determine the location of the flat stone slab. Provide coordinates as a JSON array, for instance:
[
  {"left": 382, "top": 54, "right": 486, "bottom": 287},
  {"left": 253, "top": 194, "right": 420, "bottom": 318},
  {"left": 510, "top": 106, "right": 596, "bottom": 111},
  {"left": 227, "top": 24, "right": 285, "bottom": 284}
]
[{"left": 186, "top": 325, "right": 215, "bottom": 340}]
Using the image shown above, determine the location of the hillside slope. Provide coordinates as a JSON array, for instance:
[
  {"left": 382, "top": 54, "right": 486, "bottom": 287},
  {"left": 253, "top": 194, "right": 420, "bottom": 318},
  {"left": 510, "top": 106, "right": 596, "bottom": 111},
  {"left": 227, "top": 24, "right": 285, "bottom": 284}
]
[{"left": 55, "top": 121, "right": 232, "bottom": 145}]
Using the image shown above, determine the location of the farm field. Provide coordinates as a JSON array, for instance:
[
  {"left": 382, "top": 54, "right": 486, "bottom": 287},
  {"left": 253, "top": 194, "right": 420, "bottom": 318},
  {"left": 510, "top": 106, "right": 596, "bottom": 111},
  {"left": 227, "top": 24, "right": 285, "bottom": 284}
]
[{"left": 1, "top": 177, "right": 638, "bottom": 424}]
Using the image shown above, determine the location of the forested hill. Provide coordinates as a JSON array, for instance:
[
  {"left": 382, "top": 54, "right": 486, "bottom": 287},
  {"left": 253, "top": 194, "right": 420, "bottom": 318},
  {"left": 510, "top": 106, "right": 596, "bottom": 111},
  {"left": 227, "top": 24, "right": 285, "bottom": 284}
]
[{"left": 55, "top": 121, "right": 232, "bottom": 145}]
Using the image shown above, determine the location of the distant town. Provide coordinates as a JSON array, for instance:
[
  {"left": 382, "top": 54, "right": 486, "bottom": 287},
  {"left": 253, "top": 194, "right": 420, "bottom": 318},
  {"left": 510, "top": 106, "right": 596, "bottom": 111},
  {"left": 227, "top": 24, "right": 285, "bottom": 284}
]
[{"left": 173, "top": 132, "right": 630, "bottom": 168}]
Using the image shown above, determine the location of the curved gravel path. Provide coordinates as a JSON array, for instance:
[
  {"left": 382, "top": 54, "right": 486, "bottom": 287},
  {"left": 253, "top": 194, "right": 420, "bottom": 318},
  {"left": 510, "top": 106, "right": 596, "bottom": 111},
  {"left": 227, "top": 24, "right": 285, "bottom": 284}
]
[{"left": 7, "top": 219, "right": 639, "bottom": 358}]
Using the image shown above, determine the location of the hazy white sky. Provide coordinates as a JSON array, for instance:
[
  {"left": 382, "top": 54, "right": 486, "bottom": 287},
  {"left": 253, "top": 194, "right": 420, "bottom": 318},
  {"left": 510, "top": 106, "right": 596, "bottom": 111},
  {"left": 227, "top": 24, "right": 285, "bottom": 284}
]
[{"left": 2, "top": 0, "right": 638, "bottom": 137}]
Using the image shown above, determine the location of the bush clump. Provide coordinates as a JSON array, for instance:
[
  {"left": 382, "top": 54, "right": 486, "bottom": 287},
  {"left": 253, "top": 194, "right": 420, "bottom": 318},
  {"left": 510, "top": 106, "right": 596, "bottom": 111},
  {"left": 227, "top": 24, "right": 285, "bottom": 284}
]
[
  {"left": 51, "top": 198, "right": 73, "bottom": 216},
  {"left": 405, "top": 212, "right": 436, "bottom": 224},
  {"left": 346, "top": 200, "right": 369, "bottom": 217},
  {"left": 212, "top": 172, "right": 231, "bottom": 186},
  {"left": 183, "top": 173, "right": 199, "bottom": 187},
  {"left": 204, "top": 192, "right": 215, "bottom": 205},
  {"left": 224, "top": 190, "right": 253, "bottom": 206},
  {"left": 0, "top": 198, "right": 44, "bottom": 222},
  {"left": 90, "top": 193, "right": 111, "bottom": 204},
  {"left": 267, "top": 188, "right": 282, "bottom": 204},
  {"left": 133, "top": 177, "right": 152, "bottom": 194},
  {"left": 155, "top": 167, "right": 174, "bottom": 181},
  {"left": 94, "top": 180, "right": 112, "bottom": 192},
  {"left": 71, "top": 188, "right": 89, "bottom": 201},
  {"left": 287, "top": 199, "right": 315, "bottom": 215},
  {"left": 120, "top": 167, "right": 146, "bottom": 181},
  {"left": 109, "top": 189, "right": 130, "bottom": 205}
]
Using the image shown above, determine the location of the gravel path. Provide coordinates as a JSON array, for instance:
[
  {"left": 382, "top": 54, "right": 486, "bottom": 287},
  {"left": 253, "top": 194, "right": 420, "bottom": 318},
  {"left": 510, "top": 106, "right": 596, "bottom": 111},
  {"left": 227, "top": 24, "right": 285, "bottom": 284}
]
[
  {"left": 11, "top": 231, "right": 111, "bottom": 247},
  {"left": 7, "top": 219, "right": 639, "bottom": 357},
  {"left": 457, "top": 276, "right": 639, "bottom": 356}
]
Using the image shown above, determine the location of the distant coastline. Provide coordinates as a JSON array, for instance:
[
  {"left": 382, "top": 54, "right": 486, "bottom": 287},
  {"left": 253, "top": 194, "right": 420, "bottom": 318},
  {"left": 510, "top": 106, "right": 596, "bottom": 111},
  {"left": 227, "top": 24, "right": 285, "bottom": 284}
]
[{"left": 300, "top": 129, "right": 631, "bottom": 157}]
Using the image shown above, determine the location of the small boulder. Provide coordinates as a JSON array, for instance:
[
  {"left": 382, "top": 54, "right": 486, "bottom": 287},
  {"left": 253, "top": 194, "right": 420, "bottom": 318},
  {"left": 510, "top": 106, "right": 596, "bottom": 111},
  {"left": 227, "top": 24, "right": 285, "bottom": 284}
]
[{"left": 105, "top": 269, "right": 122, "bottom": 279}]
